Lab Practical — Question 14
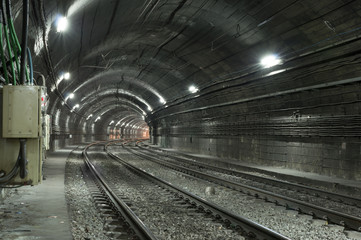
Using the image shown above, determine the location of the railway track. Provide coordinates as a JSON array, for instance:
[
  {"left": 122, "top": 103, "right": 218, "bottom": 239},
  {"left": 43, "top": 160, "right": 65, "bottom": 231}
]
[
  {"left": 82, "top": 141, "right": 157, "bottom": 240},
  {"left": 136, "top": 142, "right": 361, "bottom": 208},
  {"left": 143, "top": 142, "right": 361, "bottom": 196},
  {"left": 83, "top": 141, "right": 290, "bottom": 240},
  {"left": 118, "top": 141, "right": 361, "bottom": 233}
]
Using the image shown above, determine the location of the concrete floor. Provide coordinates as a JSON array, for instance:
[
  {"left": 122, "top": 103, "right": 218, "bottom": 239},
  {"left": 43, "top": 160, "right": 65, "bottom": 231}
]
[{"left": 0, "top": 147, "right": 74, "bottom": 240}]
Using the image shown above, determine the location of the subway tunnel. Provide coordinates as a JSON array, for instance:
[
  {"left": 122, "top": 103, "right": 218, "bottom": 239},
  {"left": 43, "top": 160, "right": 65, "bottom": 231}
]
[{"left": 1, "top": 0, "right": 361, "bottom": 239}]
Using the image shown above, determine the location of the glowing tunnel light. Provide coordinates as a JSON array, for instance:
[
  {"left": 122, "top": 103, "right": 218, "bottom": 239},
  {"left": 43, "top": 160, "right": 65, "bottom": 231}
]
[
  {"left": 63, "top": 72, "right": 70, "bottom": 80},
  {"left": 57, "top": 16, "right": 68, "bottom": 32},
  {"left": 72, "top": 104, "right": 79, "bottom": 109},
  {"left": 260, "top": 54, "right": 281, "bottom": 68},
  {"left": 159, "top": 97, "right": 166, "bottom": 104},
  {"left": 189, "top": 85, "right": 199, "bottom": 93},
  {"left": 94, "top": 116, "right": 101, "bottom": 123},
  {"left": 65, "top": 92, "right": 75, "bottom": 102}
]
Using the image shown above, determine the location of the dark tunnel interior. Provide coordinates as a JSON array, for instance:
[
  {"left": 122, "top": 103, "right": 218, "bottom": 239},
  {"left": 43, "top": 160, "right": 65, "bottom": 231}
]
[{"left": 4, "top": 0, "right": 361, "bottom": 180}]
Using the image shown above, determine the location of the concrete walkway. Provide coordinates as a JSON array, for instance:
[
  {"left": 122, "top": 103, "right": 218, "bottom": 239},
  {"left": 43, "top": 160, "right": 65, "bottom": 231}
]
[{"left": 0, "top": 147, "right": 75, "bottom": 240}]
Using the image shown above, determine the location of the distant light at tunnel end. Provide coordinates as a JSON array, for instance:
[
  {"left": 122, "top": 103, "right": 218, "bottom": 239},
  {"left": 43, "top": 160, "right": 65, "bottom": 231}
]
[
  {"left": 56, "top": 16, "right": 68, "bottom": 32},
  {"left": 260, "top": 54, "right": 281, "bottom": 68}
]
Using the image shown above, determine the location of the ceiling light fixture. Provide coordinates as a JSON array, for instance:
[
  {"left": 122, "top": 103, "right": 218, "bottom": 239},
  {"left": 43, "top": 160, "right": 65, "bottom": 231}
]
[
  {"left": 63, "top": 72, "right": 70, "bottom": 80},
  {"left": 159, "top": 97, "right": 166, "bottom": 104},
  {"left": 57, "top": 16, "right": 68, "bottom": 32},
  {"left": 189, "top": 85, "right": 199, "bottom": 93},
  {"left": 260, "top": 54, "right": 281, "bottom": 68},
  {"left": 71, "top": 104, "right": 79, "bottom": 111},
  {"left": 65, "top": 92, "right": 75, "bottom": 101}
]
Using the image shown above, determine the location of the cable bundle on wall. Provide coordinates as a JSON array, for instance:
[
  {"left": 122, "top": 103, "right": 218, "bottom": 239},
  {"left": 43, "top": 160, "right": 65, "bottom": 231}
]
[{"left": 0, "top": 0, "right": 31, "bottom": 86}]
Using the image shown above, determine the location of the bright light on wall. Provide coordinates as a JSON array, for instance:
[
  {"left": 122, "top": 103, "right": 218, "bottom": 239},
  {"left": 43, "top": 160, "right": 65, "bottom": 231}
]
[
  {"left": 260, "top": 54, "right": 281, "bottom": 68},
  {"left": 64, "top": 92, "right": 75, "bottom": 102},
  {"left": 109, "top": 120, "right": 114, "bottom": 125},
  {"left": 55, "top": 72, "right": 70, "bottom": 87},
  {"left": 71, "top": 104, "right": 79, "bottom": 111},
  {"left": 159, "top": 97, "right": 166, "bottom": 104},
  {"left": 86, "top": 114, "right": 93, "bottom": 120},
  {"left": 189, "top": 85, "right": 199, "bottom": 93},
  {"left": 94, "top": 116, "right": 101, "bottom": 122},
  {"left": 64, "top": 72, "right": 70, "bottom": 80},
  {"left": 57, "top": 16, "right": 68, "bottom": 32}
]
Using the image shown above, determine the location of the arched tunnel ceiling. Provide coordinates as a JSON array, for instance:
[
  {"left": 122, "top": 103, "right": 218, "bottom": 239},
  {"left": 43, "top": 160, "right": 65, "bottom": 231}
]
[{"left": 24, "top": 0, "right": 361, "bottom": 129}]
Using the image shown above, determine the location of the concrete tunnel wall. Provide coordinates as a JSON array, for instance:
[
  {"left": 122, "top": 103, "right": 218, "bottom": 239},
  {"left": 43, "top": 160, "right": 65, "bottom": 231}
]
[{"left": 148, "top": 41, "right": 361, "bottom": 180}]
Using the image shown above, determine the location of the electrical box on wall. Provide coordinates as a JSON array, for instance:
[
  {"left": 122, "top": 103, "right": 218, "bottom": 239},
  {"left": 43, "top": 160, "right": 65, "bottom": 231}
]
[
  {"left": 2, "top": 86, "right": 40, "bottom": 138},
  {"left": 0, "top": 86, "right": 44, "bottom": 186}
]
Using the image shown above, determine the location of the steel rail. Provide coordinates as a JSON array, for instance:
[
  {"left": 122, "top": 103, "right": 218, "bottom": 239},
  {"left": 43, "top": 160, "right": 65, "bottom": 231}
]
[
  {"left": 83, "top": 141, "right": 158, "bottom": 240},
  {"left": 137, "top": 144, "right": 361, "bottom": 208},
  {"left": 105, "top": 142, "right": 290, "bottom": 240},
  {"left": 124, "top": 144, "right": 361, "bottom": 232}
]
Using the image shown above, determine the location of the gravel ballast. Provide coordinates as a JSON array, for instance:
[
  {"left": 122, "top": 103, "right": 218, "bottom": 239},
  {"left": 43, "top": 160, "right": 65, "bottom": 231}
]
[
  {"left": 109, "top": 145, "right": 358, "bottom": 240},
  {"left": 65, "top": 149, "right": 110, "bottom": 240},
  {"left": 88, "top": 148, "right": 246, "bottom": 240}
]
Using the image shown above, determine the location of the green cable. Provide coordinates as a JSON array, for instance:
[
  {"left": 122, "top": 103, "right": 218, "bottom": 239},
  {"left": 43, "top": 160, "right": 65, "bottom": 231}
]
[
  {"left": 0, "top": 24, "right": 9, "bottom": 84},
  {"left": 9, "top": 25, "right": 20, "bottom": 79},
  {"left": 3, "top": 21, "right": 15, "bottom": 84},
  {"left": 9, "top": 21, "right": 20, "bottom": 50},
  {"left": 9, "top": 20, "right": 29, "bottom": 83}
]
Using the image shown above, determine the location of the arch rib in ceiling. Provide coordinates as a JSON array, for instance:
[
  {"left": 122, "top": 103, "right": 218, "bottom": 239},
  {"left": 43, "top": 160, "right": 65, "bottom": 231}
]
[
  {"left": 72, "top": 69, "right": 166, "bottom": 105},
  {"left": 77, "top": 98, "right": 146, "bottom": 118},
  {"left": 78, "top": 88, "right": 153, "bottom": 111}
]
